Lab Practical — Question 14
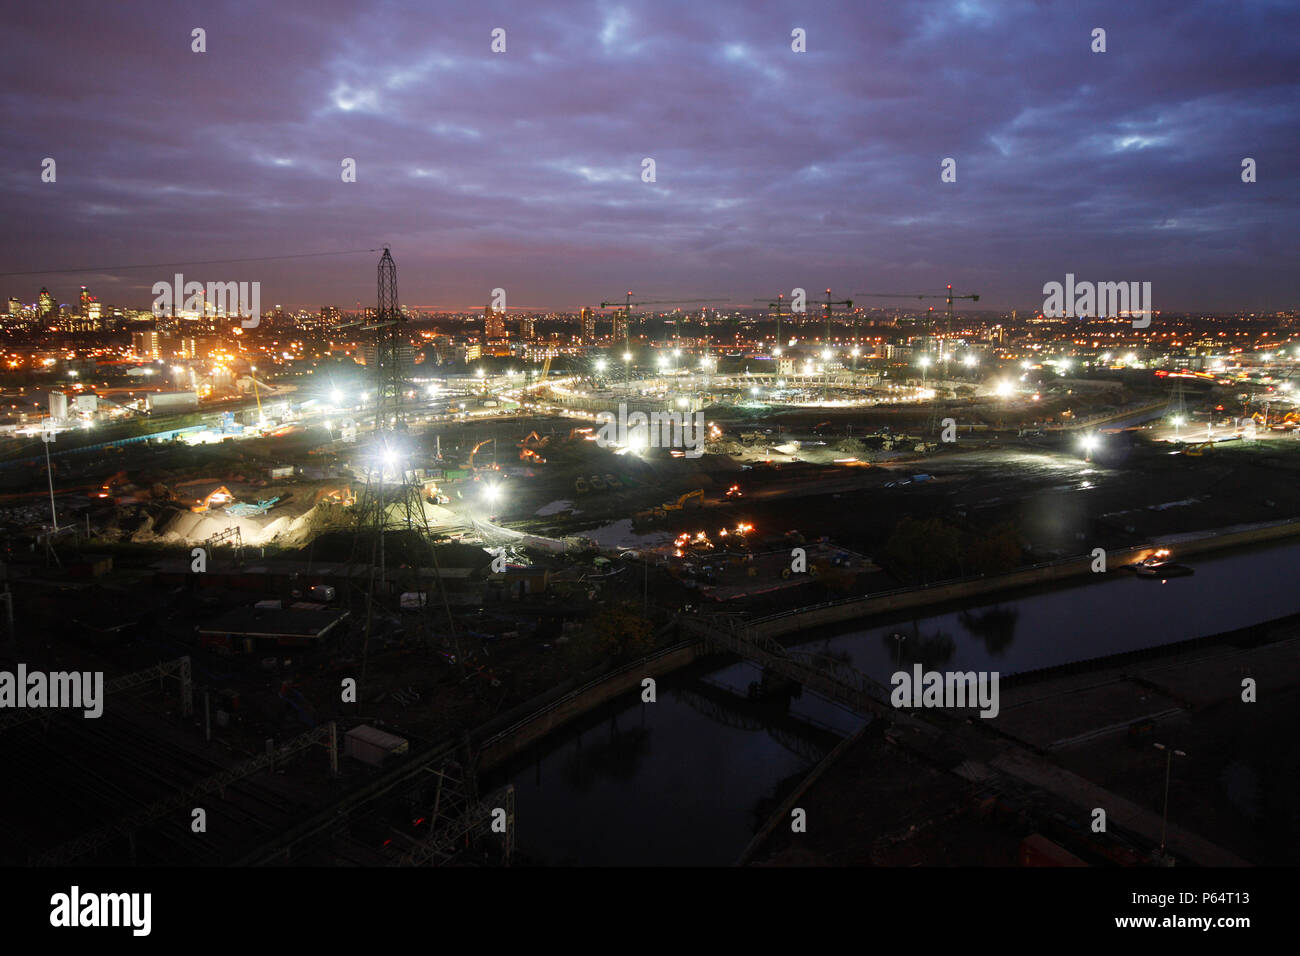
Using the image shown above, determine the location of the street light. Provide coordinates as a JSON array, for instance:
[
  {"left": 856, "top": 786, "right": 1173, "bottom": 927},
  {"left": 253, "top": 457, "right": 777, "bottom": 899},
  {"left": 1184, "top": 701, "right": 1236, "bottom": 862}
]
[
  {"left": 1080, "top": 433, "right": 1098, "bottom": 462},
  {"left": 890, "top": 632, "right": 907, "bottom": 668},
  {"left": 919, "top": 355, "right": 931, "bottom": 388},
  {"left": 1171, "top": 414, "right": 1185, "bottom": 440},
  {"left": 1153, "top": 743, "right": 1187, "bottom": 860}
]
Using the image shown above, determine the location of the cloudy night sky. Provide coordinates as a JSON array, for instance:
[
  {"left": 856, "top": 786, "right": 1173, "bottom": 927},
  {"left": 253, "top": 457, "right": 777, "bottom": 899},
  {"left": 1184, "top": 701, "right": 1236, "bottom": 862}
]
[{"left": 3, "top": 0, "right": 1297, "bottom": 314}]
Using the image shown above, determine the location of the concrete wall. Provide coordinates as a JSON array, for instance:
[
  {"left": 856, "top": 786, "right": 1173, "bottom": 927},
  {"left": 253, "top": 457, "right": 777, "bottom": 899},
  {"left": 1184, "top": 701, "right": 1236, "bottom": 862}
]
[{"left": 475, "top": 642, "right": 706, "bottom": 771}]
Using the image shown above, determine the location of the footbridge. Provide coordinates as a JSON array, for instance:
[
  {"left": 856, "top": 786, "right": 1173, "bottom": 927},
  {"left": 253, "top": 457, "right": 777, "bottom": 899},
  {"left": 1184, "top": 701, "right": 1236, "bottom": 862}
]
[{"left": 680, "top": 614, "right": 896, "bottom": 720}]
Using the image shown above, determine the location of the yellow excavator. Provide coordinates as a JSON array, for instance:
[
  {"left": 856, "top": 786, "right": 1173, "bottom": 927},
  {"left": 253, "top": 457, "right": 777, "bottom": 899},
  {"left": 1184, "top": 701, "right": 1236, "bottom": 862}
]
[
  {"left": 663, "top": 489, "right": 704, "bottom": 510},
  {"left": 636, "top": 489, "right": 704, "bottom": 522},
  {"left": 468, "top": 438, "right": 498, "bottom": 470}
]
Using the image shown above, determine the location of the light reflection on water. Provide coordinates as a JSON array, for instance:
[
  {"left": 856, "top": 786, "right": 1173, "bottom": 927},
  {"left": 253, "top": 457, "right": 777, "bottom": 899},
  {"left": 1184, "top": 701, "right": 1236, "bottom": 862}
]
[{"left": 488, "top": 540, "right": 1300, "bottom": 864}]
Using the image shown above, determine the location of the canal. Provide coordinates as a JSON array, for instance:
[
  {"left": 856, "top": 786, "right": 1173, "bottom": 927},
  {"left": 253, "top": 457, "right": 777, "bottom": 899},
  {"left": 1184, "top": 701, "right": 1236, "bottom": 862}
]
[{"left": 482, "top": 538, "right": 1300, "bottom": 864}]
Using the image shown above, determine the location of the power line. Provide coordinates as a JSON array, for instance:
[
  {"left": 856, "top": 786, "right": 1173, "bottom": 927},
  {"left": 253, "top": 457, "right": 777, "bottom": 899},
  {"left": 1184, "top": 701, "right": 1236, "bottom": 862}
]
[{"left": 0, "top": 248, "right": 382, "bottom": 278}]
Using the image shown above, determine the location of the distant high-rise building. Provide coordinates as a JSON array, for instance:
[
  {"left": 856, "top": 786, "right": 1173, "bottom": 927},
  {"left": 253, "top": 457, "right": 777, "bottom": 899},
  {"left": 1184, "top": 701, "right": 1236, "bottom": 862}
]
[
  {"left": 79, "top": 286, "right": 91, "bottom": 316},
  {"left": 359, "top": 342, "right": 416, "bottom": 373},
  {"left": 485, "top": 305, "right": 505, "bottom": 340},
  {"left": 7, "top": 297, "right": 20, "bottom": 316},
  {"left": 132, "top": 330, "right": 162, "bottom": 359},
  {"left": 581, "top": 307, "right": 595, "bottom": 343},
  {"left": 38, "top": 287, "right": 55, "bottom": 320},
  {"left": 321, "top": 306, "right": 340, "bottom": 327},
  {"left": 519, "top": 314, "right": 535, "bottom": 340}
]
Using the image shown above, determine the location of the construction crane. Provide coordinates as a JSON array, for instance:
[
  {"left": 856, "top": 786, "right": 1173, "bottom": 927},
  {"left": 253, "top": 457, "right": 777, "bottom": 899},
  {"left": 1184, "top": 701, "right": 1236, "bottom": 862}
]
[
  {"left": 854, "top": 285, "right": 979, "bottom": 367},
  {"left": 812, "top": 289, "right": 854, "bottom": 346},
  {"left": 598, "top": 293, "right": 729, "bottom": 354},
  {"left": 753, "top": 294, "right": 793, "bottom": 357},
  {"left": 249, "top": 366, "right": 267, "bottom": 426}
]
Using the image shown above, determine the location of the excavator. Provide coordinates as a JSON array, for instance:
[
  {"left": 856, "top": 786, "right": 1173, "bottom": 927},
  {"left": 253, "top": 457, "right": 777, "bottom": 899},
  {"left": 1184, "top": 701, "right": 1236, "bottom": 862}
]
[
  {"left": 468, "top": 438, "right": 496, "bottom": 470},
  {"left": 519, "top": 430, "right": 548, "bottom": 464},
  {"left": 635, "top": 489, "right": 704, "bottom": 523}
]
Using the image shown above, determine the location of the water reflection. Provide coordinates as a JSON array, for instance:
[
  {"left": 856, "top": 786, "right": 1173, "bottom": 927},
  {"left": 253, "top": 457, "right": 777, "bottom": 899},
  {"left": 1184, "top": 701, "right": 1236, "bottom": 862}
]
[
  {"left": 881, "top": 621, "right": 957, "bottom": 670},
  {"left": 559, "top": 715, "right": 652, "bottom": 790},
  {"left": 959, "top": 605, "right": 1021, "bottom": 655}
]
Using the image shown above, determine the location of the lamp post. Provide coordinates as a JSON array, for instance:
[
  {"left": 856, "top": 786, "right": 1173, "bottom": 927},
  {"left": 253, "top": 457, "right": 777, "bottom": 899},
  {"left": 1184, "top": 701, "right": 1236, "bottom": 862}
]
[
  {"left": 1153, "top": 742, "right": 1187, "bottom": 861},
  {"left": 891, "top": 632, "right": 907, "bottom": 668}
]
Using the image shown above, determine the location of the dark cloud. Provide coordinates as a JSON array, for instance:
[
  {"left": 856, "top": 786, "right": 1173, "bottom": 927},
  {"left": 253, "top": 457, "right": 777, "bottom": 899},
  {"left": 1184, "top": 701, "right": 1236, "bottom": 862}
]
[{"left": 2, "top": 0, "right": 1297, "bottom": 311}]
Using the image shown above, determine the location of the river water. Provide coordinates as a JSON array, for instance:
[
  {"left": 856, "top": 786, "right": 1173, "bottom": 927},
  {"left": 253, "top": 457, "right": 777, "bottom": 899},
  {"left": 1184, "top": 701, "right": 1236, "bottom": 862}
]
[{"left": 483, "top": 539, "right": 1300, "bottom": 864}]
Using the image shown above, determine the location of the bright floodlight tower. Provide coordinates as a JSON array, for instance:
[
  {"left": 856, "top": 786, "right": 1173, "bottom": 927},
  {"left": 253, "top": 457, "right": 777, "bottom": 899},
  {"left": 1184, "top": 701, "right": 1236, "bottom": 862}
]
[{"left": 347, "top": 248, "right": 458, "bottom": 697}]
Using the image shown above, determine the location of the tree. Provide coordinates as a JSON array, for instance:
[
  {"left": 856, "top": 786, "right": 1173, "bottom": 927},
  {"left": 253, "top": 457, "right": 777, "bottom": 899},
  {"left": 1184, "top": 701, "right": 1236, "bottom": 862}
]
[
  {"left": 577, "top": 603, "right": 654, "bottom": 660},
  {"left": 966, "top": 522, "right": 1022, "bottom": 575},
  {"left": 883, "top": 516, "right": 961, "bottom": 584}
]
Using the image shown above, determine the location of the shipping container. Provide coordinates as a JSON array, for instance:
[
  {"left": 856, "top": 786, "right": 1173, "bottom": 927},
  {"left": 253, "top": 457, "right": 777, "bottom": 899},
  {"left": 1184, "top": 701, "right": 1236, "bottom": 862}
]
[
  {"left": 344, "top": 725, "right": 409, "bottom": 767},
  {"left": 146, "top": 390, "right": 199, "bottom": 413}
]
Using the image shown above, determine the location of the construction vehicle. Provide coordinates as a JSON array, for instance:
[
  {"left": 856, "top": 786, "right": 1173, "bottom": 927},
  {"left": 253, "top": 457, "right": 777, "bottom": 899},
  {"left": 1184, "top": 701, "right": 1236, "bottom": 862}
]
[
  {"left": 663, "top": 489, "right": 704, "bottom": 510},
  {"left": 725, "top": 482, "right": 744, "bottom": 498},
  {"left": 468, "top": 438, "right": 496, "bottom": 469},
  {"left": 520, "top": 429, "right": 549, "bottom": 463},
  {"left": 635, "top": 489, "right": 705, "bottom": 524},
  {"left": 519, "top": 430, "right": 551, "bottom": 464},
  {"left": 313, "top": 484, "right": 354, "bottom": 506},
  {"left": 226, "top": 496, "right": 284, "bottom": 517}
]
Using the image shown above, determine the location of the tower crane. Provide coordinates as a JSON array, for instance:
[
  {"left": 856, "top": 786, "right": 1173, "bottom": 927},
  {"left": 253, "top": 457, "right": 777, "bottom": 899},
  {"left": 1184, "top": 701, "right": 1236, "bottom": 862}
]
[
  {"left": 854, "top": 285, "right": 979, "bottom": 368},
  {"left": 812, "top": 289, "right": 854, "bottom": 347},
  {"left": 598, "top": 293, "right": 729, "bottom": 354},
  {"left": 753, "top": 294, "right": 792, "bottom": 357}
]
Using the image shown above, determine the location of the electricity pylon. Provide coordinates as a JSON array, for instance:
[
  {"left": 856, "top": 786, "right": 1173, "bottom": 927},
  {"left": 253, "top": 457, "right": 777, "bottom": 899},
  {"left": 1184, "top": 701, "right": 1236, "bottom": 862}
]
[{"left": 347, "top": 249, "right": 458, "bottom": 698}]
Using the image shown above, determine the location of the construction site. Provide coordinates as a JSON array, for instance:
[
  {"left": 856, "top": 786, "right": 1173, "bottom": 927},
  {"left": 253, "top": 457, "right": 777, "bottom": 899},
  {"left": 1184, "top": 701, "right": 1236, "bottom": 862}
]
[{"left": 4, "top": 252, "right": 1300, "bottom": 868}]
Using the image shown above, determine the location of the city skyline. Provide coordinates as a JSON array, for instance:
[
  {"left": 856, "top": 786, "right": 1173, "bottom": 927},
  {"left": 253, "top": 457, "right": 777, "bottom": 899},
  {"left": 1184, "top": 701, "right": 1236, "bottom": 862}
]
[{"left": 3, "top": 0, "right": 1298, "bottom": 313}]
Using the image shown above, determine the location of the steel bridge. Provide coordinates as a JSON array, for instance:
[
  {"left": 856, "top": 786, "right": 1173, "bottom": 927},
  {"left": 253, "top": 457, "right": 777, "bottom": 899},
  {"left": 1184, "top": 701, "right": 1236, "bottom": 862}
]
[{"left": 681, "top": 615, "right": 896, "bottom": 720}]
